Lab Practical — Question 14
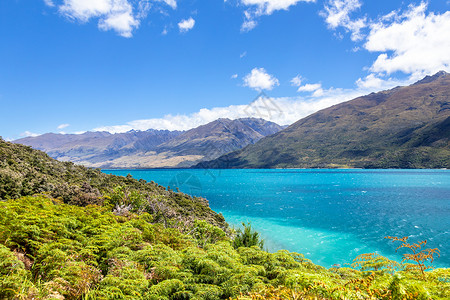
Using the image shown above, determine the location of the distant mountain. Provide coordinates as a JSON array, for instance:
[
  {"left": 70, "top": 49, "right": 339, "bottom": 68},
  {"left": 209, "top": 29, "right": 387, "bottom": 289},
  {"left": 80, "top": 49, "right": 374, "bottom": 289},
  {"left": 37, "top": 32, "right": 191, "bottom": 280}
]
[
  {"left": 196, "top": 71, "right": 450, "bottom": 169},
  {"left": 15, "top": 129, "right": 183, "bottom": 167},
  {"left": 15, "top": 118, "right": 284, "bottom": 168}
]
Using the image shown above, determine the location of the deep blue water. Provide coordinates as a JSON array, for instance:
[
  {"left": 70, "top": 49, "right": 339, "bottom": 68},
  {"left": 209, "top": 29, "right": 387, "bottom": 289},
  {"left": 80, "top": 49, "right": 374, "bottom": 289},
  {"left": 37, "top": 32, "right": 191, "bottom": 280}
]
[{"left": 104, "top": 169, "right": 450, "bottom": 268}]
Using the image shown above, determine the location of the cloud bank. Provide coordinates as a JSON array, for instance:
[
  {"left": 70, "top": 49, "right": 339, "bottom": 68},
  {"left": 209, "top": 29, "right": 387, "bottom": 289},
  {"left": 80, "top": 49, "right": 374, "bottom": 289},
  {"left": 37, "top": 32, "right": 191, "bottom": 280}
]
[
  {"left": 93, "top": 74, "right": 413, "bottom": 134},
  {"left": 365, "top": 2, "right": 450, "bottom": 77},
  {"left": 322, "top": 1, "right": 450, "bottom": 88}
]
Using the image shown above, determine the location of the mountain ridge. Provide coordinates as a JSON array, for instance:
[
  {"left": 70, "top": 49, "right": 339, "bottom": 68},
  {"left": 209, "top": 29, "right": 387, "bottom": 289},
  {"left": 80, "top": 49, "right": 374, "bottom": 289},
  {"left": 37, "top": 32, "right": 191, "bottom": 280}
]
[
  {"left": 14, "top": 117, "right": 284, "bottom": 169},
  {"left": 195, "top": 71, "right": 450, "bottom": 169}
]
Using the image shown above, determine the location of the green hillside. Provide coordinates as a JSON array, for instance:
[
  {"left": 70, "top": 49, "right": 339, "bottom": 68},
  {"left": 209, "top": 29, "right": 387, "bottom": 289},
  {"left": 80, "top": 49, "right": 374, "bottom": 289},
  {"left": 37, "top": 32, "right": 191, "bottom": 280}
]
[
  {"left": 196, "top": 71, "right": 450, "bottom": 169},
  {"left": 0, "top": 138, "right": 226, "bottom": 228},
  {"left": 0, "top": 138, "right": 449, "bottom": 299}
]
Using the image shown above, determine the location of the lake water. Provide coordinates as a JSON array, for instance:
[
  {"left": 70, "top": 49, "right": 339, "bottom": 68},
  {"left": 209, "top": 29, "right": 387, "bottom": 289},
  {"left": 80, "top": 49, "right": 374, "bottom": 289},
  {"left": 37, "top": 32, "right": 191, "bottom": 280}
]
[{"left": 104, "top": 169, "right": 450, "bottom": 268}]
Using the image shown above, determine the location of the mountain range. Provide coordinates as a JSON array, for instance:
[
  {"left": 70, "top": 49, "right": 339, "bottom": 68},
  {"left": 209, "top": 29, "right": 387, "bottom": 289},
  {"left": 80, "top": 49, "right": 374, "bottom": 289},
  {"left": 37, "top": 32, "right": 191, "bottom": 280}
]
[
  {"left": 196, "top": 71, "right": 450, "bottom": 169},
  {"left": 15, "top": 118, "right": 284, "bottom": 168}
]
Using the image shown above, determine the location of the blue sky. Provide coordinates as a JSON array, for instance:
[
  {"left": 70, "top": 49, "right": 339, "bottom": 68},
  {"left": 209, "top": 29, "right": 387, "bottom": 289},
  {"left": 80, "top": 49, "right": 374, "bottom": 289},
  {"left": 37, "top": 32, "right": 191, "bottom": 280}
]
[{"left": 1, "top": 0, "right": 449, "bottom": 140}]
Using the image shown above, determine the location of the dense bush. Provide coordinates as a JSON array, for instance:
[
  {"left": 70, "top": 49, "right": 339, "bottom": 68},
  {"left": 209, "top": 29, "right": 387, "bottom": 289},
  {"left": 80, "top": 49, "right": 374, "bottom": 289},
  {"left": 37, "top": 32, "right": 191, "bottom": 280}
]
[
  {"left": 0, "top": 138, "right": 227, "bottom": 229},
  {"left": 0, "top": 195, "right": 448, "bottom": 299}
]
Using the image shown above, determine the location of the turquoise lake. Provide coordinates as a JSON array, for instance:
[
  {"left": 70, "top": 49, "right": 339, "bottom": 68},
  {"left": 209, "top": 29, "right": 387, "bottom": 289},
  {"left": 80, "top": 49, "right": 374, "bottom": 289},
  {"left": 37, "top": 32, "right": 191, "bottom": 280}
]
[{"left": 104, "top": 169, "right": 450, "bottom": 268}]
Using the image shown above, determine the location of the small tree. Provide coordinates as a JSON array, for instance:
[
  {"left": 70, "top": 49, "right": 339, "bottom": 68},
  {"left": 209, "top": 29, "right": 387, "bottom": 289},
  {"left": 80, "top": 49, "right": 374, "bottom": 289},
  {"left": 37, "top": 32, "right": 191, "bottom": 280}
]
[
  {"left": 233, "top": 222, "right": 264, "bottom": 249},
  {"left": 386, "top": 236, "right": 440, "bottom": 279}
]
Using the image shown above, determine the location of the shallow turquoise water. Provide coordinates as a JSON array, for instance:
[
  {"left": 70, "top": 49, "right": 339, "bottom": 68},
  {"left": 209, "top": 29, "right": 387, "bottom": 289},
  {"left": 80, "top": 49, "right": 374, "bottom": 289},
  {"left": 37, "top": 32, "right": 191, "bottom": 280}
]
[{"left": 104, "top": 169, "right": 450, "bottom": 268}]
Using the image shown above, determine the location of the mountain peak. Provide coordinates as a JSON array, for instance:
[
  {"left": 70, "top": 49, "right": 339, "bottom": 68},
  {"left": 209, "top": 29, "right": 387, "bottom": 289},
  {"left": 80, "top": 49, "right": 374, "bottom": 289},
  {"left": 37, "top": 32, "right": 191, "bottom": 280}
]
[{"left": 414, "top": 70, "right": 449, "bottom": 85}]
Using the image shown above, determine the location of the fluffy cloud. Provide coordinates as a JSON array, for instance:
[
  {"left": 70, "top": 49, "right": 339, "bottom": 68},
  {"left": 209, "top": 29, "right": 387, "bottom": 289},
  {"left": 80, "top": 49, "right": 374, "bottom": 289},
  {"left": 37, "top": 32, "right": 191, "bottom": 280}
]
[
  {"left": 291, "top": 75, "right": 325, "bottom": 96},
  {"left": 57, "top": 123, "right": 70, "bottom": 129},
  {"left": 322, "top": 1, "right": 450, "bottom": 87},
  {"left": 321, "top": 0, "right": 366, "bottom": 41},
  {"left": 178, "top": 17, "right": 195, "bottom": 32},
  {"left": 240, "top": 0, "right": 315, "bottom": 32},
  {"left": 45, "top": 0, "right": 176, "bottom": 37},
  {"left": 243, "top": 68, "right": 279, "bottom": 91},
  {"left": 364, "top": 2, "right": 450, "bottom": 76}
]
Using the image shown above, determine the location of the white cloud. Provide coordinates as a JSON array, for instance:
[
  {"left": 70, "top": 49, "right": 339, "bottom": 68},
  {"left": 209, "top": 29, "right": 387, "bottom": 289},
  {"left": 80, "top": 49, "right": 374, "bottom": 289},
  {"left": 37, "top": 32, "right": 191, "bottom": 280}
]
[
  {"left": 92, "top": 70, "right": 419, "bottom": 134},
  {"left": 178, "top": 17, "right": 195, "bottom": 32},
  {"left": 297, "top": 83, "right": 322, "bottom": 92},
  {"left": 296, "top": 83, "right": 321, "bottom": 92},
  {"left": 20, "top": 131, "right": 40, "bottom": 138},
  {"left": 58, "top": 0, "right": 139, "bottom": 38},
  {"left": 231, "top": 74, "right": 238, "bottom": 79},
  {"left": 240, "top": 51, "right": 247, "bottom": 58},
  {"left": 364, "top": 2, "right": 450, "bottom": 76},
  {"left": 241, "top": 19, "right": 258, "bottom": 32},
  {"left": 321, "top": 0, "right": 366, "bottom": 41},
  {"left": 243, "top": 68, "right": 279, "bottom": 91},
  {"left": 240, "top": 0, "right": 315, "bottom": 32},
  {"left": 92, "top": 83, "right": 385, "bottom": 133},
  {"left": 355, "top": 73, "right": 408, "bottom": 90},
  {"left": 163, "top": 0, "right": 177, "bottom": 9},
  {"left": 57, "top": 123, "right": 70, "bottom": 129},
  {"left": 290, "top": 75, "right": 303, "bottom": 87},
  {"left": 321, "top": 1, "right": 450, "bottom": 89},
  {"left": 45, "top": 0, "right": 176, "bottom": 37},
  {"left": 242, "top": 0, "right": 314, "bottom": 15}
]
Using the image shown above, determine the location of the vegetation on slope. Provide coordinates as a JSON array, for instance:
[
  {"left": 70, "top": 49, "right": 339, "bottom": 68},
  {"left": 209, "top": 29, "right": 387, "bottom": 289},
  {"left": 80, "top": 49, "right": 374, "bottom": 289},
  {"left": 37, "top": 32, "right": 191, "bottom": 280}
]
[
  {"left": 0, "top": 195, "right": 449, "bottom": 299},
  {"left": 0, "top": 138, "right": 226, "bottom": 228},
  {"left": 0, "top": 138, "right": 449, "bottom": 299}
]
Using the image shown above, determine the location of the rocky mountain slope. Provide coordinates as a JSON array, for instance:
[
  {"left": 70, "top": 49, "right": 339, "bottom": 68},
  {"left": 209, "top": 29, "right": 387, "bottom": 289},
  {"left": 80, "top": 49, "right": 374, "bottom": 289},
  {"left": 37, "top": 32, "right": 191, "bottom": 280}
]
[
  {"left": 196, "top": 71, "right": 450, "bottom": 169},
  {"left": 15, "top": 129, "right": 182, "bottom": 166},
  {"left": 15, "top": 118, "right": 283, "bottom": 168}
]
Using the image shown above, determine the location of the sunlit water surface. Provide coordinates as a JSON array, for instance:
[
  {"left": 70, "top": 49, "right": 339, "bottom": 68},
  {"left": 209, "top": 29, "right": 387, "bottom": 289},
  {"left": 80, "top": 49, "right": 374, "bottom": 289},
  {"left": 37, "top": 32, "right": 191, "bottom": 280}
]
[{"left": 104, "top": 169, "right": 450, "bottom": 268}]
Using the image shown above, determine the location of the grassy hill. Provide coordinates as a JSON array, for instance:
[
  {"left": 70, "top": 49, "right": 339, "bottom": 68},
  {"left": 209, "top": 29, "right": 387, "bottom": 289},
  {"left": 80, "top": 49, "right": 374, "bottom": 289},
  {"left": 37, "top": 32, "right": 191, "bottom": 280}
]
[
  {"left": 196, "top": 71, "right": 450, "bottom": 169},
  {"left": 0, "top": 138, "right": 449, "bottom": 299}
]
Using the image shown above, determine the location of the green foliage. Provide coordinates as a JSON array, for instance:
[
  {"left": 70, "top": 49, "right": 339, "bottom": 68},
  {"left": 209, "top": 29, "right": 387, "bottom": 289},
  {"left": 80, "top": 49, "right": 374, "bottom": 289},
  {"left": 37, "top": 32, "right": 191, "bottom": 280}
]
[
  {"left": 233, "top": 222, "right": 264, "bottom": 249},
  {"left": 0, "top": 195, "right": 449, "bottom": 299},
  {"left": 191, "top": 220, "right": 227, "bottom": 248},
  {"left": 0, "top": 245, "right": 37, "bottom": 299},
  {"left": 0, "top": 138, "right": 449, "bottom": 299},
  {"left": 0, "top": 138, "right": 228, "bottom": 229}
]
